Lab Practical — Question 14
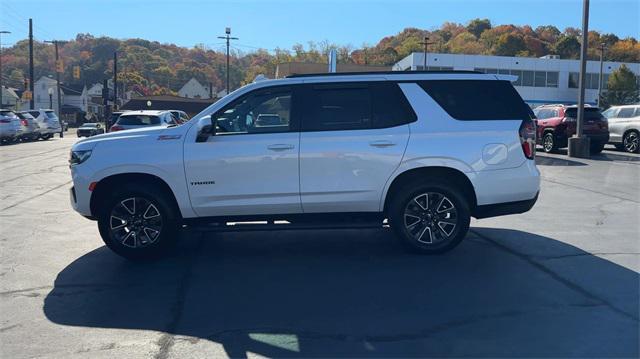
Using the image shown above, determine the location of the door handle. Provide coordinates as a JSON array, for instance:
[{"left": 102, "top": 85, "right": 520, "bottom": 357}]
[
  {"left": 369, "top": 140, "right": 396, "bottom": 148},
  {"left": 267, "top": 144, "right": 294, "bottom": 151}
]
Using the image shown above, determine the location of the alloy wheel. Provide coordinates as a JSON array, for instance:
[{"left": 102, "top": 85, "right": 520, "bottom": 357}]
[
  {"left": 543, "top": 134, "right": 554, "bottom": 152},
  {"left": 109, "top": 197, "right": 163, "bottom": 248},
  {"left": 624, "top": 132, "right": 638, "bottom": 153},
  {"left": 404, "top": 192, "right": 458, "bottom": 245}
]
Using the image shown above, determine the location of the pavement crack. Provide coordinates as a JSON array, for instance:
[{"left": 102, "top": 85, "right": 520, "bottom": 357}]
[
  {"left": 471, "top": 229, "right": 639, "bottom": 322},
  {"left": 541, "top": 176, "right": 639, "bottom": 204},
  {"left": 0, "top": 180, "right": 72, "bottom": 212}
]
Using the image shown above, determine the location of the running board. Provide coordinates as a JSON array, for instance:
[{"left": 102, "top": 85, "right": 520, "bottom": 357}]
[{"left": 190, "top": 220, "right": 387, "bottom": 233}]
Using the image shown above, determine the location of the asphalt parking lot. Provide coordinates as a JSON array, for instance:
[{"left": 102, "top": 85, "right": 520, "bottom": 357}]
[{"left": 1, "top": 135, "right": 638, "bottom": 358}]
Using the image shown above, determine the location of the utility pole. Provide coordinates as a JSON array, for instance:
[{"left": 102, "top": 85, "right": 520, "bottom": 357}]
[
  {"left": 217, "top": 27, "right": 238, "bottom": 95},
  {"left": 597, "top": 42, "right": 606, "bottom": 107},
  {"left": 419, "top": 36, "right": 434, "bottom": 70},
  {"left": 29, "top": 19, "right": 34, "bottom": 109},
  {"left": 568, "top": 0, "right": 591, "bottom": 158},
  {"left": 0, "top": 30, "right": 10, "bottom": 108},
  {"left": 44, "top": 40, "right": 65, "bottom": 123},
  {"left": 113, "top": 52, "right": 118, "bottom": 110}
]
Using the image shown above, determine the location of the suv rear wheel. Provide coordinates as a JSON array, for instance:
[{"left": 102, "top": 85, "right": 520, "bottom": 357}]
[
  {"left": 97, "top": 184, "right": 179, "bottom": 260},
  {"left": 388, "top": 180, "right": 470, "bottom": 254},
  {"left": 623, "top": 131, "right": 639, "bottom": 153},
  {"left": 542, "top": 132, "right": 557, "bottom": 153}
]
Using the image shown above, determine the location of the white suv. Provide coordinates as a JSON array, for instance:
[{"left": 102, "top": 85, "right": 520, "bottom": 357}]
[{"left": 69, "top": 71, "right": 540, "bottom": 260}]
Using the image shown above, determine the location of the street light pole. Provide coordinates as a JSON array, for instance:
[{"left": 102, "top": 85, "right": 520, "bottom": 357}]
[
  {"left": 568, "top": 0, "right": 591, "bottom": 158},
  {"left": 597, "top": 43, "right": 606, "bottom": 107},
  {"left": 217, "top": 27, "right": 238, "bottom": 95},
  {"left": 0, "top": 30, "right": 11, "bottom": 108},
  {"left": 419, "top": 36, "right": 434, "bottom": 71},
  {"left": 48, "top": 87, "right": 53, "bottom": 109}
]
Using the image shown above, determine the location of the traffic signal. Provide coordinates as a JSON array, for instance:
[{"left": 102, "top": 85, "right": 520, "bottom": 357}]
[
  {"left": 55, "top": 60, "right": 64, "bottom": 73},
  {"left": 73, "top": 66, "right": 80, "bottom": 79}
]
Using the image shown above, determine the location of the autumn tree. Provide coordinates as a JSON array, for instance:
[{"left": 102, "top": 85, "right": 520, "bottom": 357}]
[
  {"left": 467, "top": 18, "right": 492, "bottom": 38},
  {"left": 554, "top": 36, "right": 581, "bottom": 59}
]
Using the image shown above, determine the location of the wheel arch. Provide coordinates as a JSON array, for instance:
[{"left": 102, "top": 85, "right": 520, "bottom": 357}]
[
  {"left": 382, "top": 166, "right": 477, "bottom": 214},
  {"left": 90, "top": 172, "right": 182, "bottom": 220}
]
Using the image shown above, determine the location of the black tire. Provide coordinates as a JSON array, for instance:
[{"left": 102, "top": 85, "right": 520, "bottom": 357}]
[
  {"left": 623, "top": 131, "right": 639, "bottom": 153},
  {"left": 614, "top": 143, "right": 625, "bottom": 151},
  {"left": 542, "top": 132, "right": 557, "bottom": 153},
  {"left": 40, "top": 134, "right": 52, "bottom": 140},
  {"left": 388, "top": 180, "right": 470, "bottom": 254},
  {"left": 590, "top": 141, "right": 605, "bottom": 154},
  {"left": 97, "top": 184, "right": 180, "bottom": 260}
]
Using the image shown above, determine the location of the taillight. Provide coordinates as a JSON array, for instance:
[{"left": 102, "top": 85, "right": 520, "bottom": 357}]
[
  {"left": 110, "top": 125, "right": 124, "bottom": 132},
  {"left": 519, "top": 119, "right": 536, "bottom": 160},
  {"left": 20, "top": 119, "right": 28, "bottom": 126}
]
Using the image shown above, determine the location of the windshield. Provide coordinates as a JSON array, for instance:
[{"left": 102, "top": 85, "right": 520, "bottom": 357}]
[
  {"left": 564, "top": 108, "right": 604, "bottom": 120},
  {"left": 117, "top": 115, "right": 160, "bottom": 125},
  {"left": 80, "top": 123, "right": 98, "bottom": 128}
]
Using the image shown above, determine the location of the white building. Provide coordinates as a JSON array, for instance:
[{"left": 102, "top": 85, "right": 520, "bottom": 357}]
[
  {"left": 178, "top": 78, "right": 212, "bottom": 99},
  {"left": 394, "top": 53, "right": 640, "bottom": 106},
  {"left": 34, "top": 76, "right": 61, "bottom": 110}
]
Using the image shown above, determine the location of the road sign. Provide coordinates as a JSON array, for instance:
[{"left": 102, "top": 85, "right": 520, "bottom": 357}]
[
  {"left": 55, "top": 60, "right": 64, "bottom": 73},
  {"left": 23, "top": 91, "right": 32, "bottom": 100}
]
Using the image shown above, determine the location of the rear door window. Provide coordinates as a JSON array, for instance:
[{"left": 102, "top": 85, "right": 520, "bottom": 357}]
[
  {"left": 418, "top": 80, "right": 531, "bottom": 121},
  {"left": 302, "top": 84, "right": 372, "bottom": 131}
]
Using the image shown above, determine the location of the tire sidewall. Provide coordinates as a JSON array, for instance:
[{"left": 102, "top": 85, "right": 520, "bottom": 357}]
[
  {"left": 389, "top": 181, "right": 470, "bottom": 254},
  {"left": 97, "top": 185, "right": 179, "bottom": 260}
]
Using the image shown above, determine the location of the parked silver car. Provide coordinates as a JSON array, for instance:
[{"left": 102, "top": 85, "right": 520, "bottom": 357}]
[
  {"left": 27, "top": 109, "right": 62, "bottom": 140},
  {"left": 109, "top": 110, "right": 177, "bottom": 132},
  {"left": 0, "top": 109, "right": 22, "bottom": 144},
  {"left": 603, "top": 105, "right": 639, "bottom": 153},
  {"left": 16, "top": 111, "right": 41, "bottom": 141}
]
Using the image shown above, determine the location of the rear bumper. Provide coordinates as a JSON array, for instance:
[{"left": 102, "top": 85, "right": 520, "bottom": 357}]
[
  {"left": 584, "top": 132, "right": 610, "bottom": 144},
  {"left": 473, "top": 192, "right": 538, "bottom": 219}
]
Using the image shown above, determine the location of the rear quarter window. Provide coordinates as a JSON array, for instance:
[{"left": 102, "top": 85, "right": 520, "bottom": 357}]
[{"left": 418, "top": 80, "right": 531, "bottom": 121}]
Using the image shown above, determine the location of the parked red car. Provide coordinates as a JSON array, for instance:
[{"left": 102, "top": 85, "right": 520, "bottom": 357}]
[{"left": 533, "top": 104, "right": 609, "bottom": 154}]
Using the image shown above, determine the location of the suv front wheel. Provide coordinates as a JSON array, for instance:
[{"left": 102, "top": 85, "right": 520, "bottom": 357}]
[
  {"left": 389, "top": 180, "right": 470, "bottom": 254},
  {"left": 97, "top": 184, "right": 179, "bottom": 260}
]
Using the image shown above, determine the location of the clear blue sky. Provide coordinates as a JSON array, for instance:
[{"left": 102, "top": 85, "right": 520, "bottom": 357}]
[{"left": 1, "top": 0, "right": 638, "bottom": 52}]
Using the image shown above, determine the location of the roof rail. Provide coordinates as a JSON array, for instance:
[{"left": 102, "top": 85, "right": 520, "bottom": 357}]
[{"left": 285, "top": 70, "right": 482, "bottom": 78}]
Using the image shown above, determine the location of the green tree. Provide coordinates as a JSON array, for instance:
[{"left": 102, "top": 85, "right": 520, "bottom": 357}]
[
  {"left": 554, "top": 36, "right": 581, "bottom": 59},
  {"left": 493, "top": 34, "right": 526, "bottom": 56},
  {"left": 601, "top": 64, "right": 640, "bottom": 106},
  {"left": 466, "top": 18, "right": 492, "bottom": 38}
]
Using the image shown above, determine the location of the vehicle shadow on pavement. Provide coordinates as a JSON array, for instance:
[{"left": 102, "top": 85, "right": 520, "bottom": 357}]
[
  {"left": 43, "top": 228, "right": 639, "bottom": 357},
  {"left": 535, "top": 154, "right": 587, "bottom": 166}
]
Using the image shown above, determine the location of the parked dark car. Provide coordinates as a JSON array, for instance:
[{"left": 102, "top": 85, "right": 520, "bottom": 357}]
[
  {"left": 77, "top": 123, "right": 105, "bottom": 137},
  {"left": 533, "top": 104, "right": 609, "bottom": 154}
]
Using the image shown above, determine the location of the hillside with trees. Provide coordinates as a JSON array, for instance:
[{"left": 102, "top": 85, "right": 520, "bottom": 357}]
[{"left": 1, "top": 19, "right": 638, "bottom": 96}]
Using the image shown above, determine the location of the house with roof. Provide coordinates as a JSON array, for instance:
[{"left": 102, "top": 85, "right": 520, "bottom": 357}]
[
  {"left": 178, "top": 78, "right": 212, "bottom": 99},
  {"left": 1, "top": 86, "right": 21, "bottom": 109}
]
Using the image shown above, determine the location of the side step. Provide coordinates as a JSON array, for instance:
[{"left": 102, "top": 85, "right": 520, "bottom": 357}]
[{"left": 191, "top": 220, "right": 387, "bottom": 233}]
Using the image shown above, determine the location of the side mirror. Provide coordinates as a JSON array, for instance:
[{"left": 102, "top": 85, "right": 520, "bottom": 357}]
[{"left": 196, "top": 116, "right": 216, "bottom": 143}]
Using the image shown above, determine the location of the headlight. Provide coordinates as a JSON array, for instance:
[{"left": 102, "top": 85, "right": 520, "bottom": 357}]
[{"left": 69, "top": 150, "right": 92, "bottom": 165}]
